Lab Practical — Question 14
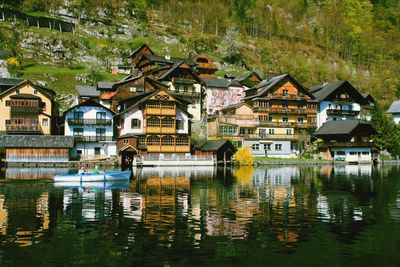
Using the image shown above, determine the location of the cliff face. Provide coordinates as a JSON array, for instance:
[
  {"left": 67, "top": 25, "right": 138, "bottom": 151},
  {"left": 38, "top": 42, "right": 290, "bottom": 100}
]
[{"left": 1, "top": 0, "right": 399, "bottom": 108}]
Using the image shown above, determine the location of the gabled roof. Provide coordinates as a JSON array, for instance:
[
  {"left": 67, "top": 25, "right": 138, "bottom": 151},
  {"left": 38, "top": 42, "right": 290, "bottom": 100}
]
[
  {"left": 220, "top": 102, "right": 251, "bottom": 112},
  {"left": 310, "top": 80, "right": 368, "bottom": 104},
  {"left": 0, "top": 79, "right": 55, "bottom": 100},
  {"left": 113, "top": 74, "right": 142, "bottom": 88},
  {"left": 194, "top": 140, "right": 236, "bottom": 152},
  {"left": 119, "top": 88, "right": 189, "bottom": 116},
  {"left": 97, "top": 82, "right": 115, "bottom": 91},
  {"left": 388, "top": 100, "right": 400, "bottom": 114},
  {"left": 201, "top": 77, "right": 231, "bottom": 88},
  {"left": 63, "top": 99, "right": 115, "bottom": 116},
  {"left": 128, "top": 44, "right": 154, "bottom": 58},
  {"left": 0, "top": 135, "right": 74, "bottom": 148},
  {"left": 0, "top": 77, "right": 25, "bottom": 89},
  {"left": 138, "top": 54, "right": 196, "bottom": 67},
  {"left": 313, "top": 120, "right": 377, "bottom": 136},
  {"left": 157, "top": 61, "right": 204, "bottom": 84},
  {"left": 234, "top": 70, "right": 263, "bottom": 83},
  {"left": 244, "top": 73, "right": 315, "bottom": 100},
  {"left": 76, "top": 85, "right": 99, "bottom": 97}
]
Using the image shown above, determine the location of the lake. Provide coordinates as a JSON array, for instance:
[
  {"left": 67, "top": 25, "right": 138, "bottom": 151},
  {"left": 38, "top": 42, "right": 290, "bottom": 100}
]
[{"left": 0, "top": 164, "right": 399, "bottom": 266}]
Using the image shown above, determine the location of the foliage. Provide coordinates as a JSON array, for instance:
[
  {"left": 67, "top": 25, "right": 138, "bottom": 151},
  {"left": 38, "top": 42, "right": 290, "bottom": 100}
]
[
  {"left": 217, "top": 26, "right": 243, "bottom": 65},
  {"left": 371, "top": 104, "right": 400, "bottom": 156},
  {"left": 234, "top": 166, "right": 254, "bottom": 185},
  {"left": 234, "top": 147, "right": 254, "bottom": 166},
  {"left": 6, "top": 57, "right": 21, "bottom": 77}
]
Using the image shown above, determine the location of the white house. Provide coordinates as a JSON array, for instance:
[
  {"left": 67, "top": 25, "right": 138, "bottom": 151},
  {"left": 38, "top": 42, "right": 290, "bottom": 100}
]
[
  {"left": 64, "top": 99, "right": 116, "bottom": 160},
  {"left": 310, "top": 80, "right": 373, "bottom": 128},
  {"left": 387, "top": 100, "right": 400, "bottom": 124}
]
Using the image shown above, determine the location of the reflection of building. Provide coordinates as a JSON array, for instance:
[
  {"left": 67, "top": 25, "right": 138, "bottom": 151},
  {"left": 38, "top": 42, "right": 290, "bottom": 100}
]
[
  {"left": 5, "top": 167, "right": 69, "bottom": 180},
  {"left": 0, "top": 194, "right": 7, "bottom": 235},
  {"left": 333, "top": 164, "right": 372, "bottom": 177}
]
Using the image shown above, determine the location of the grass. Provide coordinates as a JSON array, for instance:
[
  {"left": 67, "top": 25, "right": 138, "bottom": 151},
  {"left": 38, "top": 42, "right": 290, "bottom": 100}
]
[{"left": 19, "top": 64, "right": 126, "bottom": 94}]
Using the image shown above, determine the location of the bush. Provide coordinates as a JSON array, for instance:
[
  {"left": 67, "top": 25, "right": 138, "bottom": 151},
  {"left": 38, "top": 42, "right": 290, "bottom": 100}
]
[{"left": 234, "top": 147, "right": 254, "bottom": 166}]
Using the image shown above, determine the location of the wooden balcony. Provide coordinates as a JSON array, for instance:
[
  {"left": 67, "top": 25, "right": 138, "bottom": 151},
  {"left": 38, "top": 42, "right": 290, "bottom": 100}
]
[
  {"left": 242, "top": 133, "right": 310, "bottom": 141},
  {"left": 68, "top": 118, "right": 112, "bottom": 125},
  {"left": 6, "top": 124, "right": 41, "bottom": 133},
  {"left": 218, "top": 115, "right": 257, "bottom": 127},
  {"left": 326, "top": 109, "right": 360, "bottom": 116},
  {"left": 254, "top": 107, "right": 317, "bottom": 114},
  {"left": 145, "top": 108, "right": 176, "bottom": 116},
  {"left": 257, "top": 121, "right": 317, "bottom": 128},
  {"left": 146, "top": 145, "right": 190, "bottom": 153},
  {"left": 10, "top": 106, "right": 41, "bottom": 115},
  {"left": 146, "top": 126, "right": 176, "bottom": 134}
]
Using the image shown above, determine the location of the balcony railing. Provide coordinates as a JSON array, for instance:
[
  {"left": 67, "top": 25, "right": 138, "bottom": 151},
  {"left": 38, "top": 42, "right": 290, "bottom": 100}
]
[
  {"left": 74, "top": 136, "right": 114, "bottom": 142},
  {"left": 257, "top": 121, "right": 317, "bottom": 128},
  {"left": 326, "top": 109, "right": 360, "bottom": 116},
  {"left": 245, "top": 133, "right": 310, "bottom": 140},
  {"left": 10, "top": 106, "right": 41, "bottom": 115},
  {"left": 68, "top": 118, "right": 112, "bottom": 125},
  {"left": 217, "top": 115, "right": 258, "bottom": 127},
  {"left": 6, "top": 124, "right": 41, "bottom": 132}
]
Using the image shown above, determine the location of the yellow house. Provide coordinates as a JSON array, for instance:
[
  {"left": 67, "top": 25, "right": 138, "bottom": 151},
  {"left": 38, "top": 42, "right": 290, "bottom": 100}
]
[{"left": 0, "top": 80, "right": 59, "bottom": 135}]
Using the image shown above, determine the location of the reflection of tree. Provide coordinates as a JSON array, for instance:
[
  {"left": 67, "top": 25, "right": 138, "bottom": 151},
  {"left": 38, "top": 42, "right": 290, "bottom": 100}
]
[{"left": 234, "top": 166, "right": 254, "bottom": 185}]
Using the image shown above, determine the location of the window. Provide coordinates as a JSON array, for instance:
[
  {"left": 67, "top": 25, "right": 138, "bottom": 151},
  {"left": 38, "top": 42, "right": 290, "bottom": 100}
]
[
  {"left": 147, "top": 117, "right": 160, "bottom": 127},
  {"left": 77, "top": 150, "right": 82, "bottom": 155},
  {"left": 94, "top": 147, "right": 101, "bottom": 155},
  {"left": 266, "top": 144, "right": 271, "bottom": 150},
  {"left": 96, "top": 112, "right": 106, "bottom": 120},
  {"left": 282, "top": 89, "right": 289, "bottom": 95},
  {"left": 298, "top": 117, "right": 304, "bottom": 123},
  {"left": 349, "top": 151, "right": 357, "bottom": 155},
  {"left": 282, "top": 116, "right": 288, "bottom": 122},
  {"left": 269, "top": 116, "right": 273, "bottom": 122},
  {"left": 362, "top": 151, "right": 370, "bottom": 155},
  {"left": 147, "top": 135, "right": 160, "bottom": 146},
  {"left": 259, "top": 128, "right": 266, "bottom": 138},
  {"left": 123, "top": 139, "right": 129, "bottom": 145},
  {"left": 275, "top": 144, "right": 282, "bottom": 151},
  {"left": 131, "top": 118, "right": 141, "bottom": 129},
  {"left": 176, "top": 136, "right": 189, "bottom": 146},
  {"left": 96, "top": 128, "right": 106, "bottom": 140},
  {"left": 252, "top": 144, "right": 260, "bottom": 150},
  {"left": 283, "top": 102, "right": 288, "bottom": 108},
  {"left": 73, "top": 128, "right": 83, "bottom": 136},
  {"left": 34, "top": 89, "right": 38, "bottom": 94},
  {"left": 219, "top": 125, "right": 237, "bottom": 136},
  {"left": 42, "top": 118, "right": 48, "bottom": 126},
  {"left": 183, "top": 85, "right": 189, "bottom": 93},
  {"left": 162, "top": 117, "right": 174, "bottom": 128},
  {"left": 269, "top": 128, "right": 275, "bottom": 134},
  {"left": 16, "top": 89, "right": 20, "bottom": 94},
  {"left": 176, "top": 119, "right": 184, "bottom": 130},
  {"left": 286, "top": 129, "right": 292, "bottom": 135},
  {"left": 73, "top": 111, "right": 83, "bottom": 119},
  {"left": 162, "top": 135, "right": 175, "bottom": 146}
]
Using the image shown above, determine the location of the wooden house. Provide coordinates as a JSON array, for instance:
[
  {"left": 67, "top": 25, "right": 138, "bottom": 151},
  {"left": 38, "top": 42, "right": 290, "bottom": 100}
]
[
  {"left": 0, "top": 79, "right": 59, "bottom": 135},
  {"left": 243, "top": 73, "right": 318, "bottom": 158},
  {"left": 127, "top": 44, "right": 154, "bottom": 73},
  {"left": 0, "top": 135, "right": 74, "bottom": 163},
  {"left": 313, "top": 120, "right": 377, "bottom": 163},
  {"left": 194, "top": 140, "right": 236, "bottom": 163},
  {"left": 116, "top": 88, "right": 192, "bottom": 162},
  {"left": 232, "top": 70, "right": 263, "bottom": 88},
  {"left": 193, "top": 53, "right": 218, "bottom": 78}
]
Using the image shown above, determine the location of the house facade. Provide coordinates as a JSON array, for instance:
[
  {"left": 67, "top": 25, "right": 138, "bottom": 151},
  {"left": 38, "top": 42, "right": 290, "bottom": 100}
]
[
  {"left": 116, "top": 88, "right": 191, "bottom": 160},
  {"left": 64, "top": 99, "right": 116, "bottom": 160},
  {"left": 387, "top": 100, "right": 400, "bottom": 124},
  {"left": 314, "top": 120, "right": 377, "bottom": 163},
  {"left": 0, "top": 80, "right": 59, "bottom": 135},
  {"left": 310, "top": 80, "right": 373, "bottom": 128},
  {"left": 243, "top": 73, "right": 318, "bottom": 158}
]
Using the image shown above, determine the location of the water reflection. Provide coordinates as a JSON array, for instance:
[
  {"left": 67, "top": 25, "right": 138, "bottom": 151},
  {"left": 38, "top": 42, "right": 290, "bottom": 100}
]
[
  {"left": 3, "top": 168, "right": 69, "bottom": 180},
  {"left": 0, "top": 164, "right": 399, "bottom": 266}
]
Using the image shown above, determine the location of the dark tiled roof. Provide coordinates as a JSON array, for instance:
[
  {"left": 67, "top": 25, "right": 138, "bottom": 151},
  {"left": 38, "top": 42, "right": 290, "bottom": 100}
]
[
  {"left": 201, "top": 77, "right": 230, "bottom": 88},
  {"left": 195, "top": 140, "right": 234, "bottom": 151},
  {"left": 0, "top": 77, "right": 24, "bottom": 87},
  {"left": 234, "top": 70, "right": 263, "bottom": 82},
  {"left": 97, "top": 82, "right": 115, "bottom": 90},
  {"left": 387, "top": 100, "right": 400, "bottom": 113},
  {"left": 76, "top": 85, "right": 99, "bottom": 97},
  {"left": 311, "top": 80, "right": 367, "bottom": 104},
  {"left": 0, "top": 135, "right": 74, "bottom": 148},
  {"left": 128, "top": 44, "right": 154, "bottom": 58},
  {"left": 220, "top": 102, "right": 247, "bottom": 112},
  {"left": 313, "top": 120, "right": 375, "bottom": 136}
]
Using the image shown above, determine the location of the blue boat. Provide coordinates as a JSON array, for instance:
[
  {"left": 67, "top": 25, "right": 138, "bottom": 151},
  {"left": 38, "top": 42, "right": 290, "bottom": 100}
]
[{"left": 54, "top": 171, "right": 131, "bottom": 182}]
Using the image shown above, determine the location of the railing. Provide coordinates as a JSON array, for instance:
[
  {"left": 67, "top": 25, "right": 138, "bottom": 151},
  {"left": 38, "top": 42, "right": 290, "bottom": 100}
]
[
  {"left": 67, "top": 118, "right": 112, "bottom": 125},
  {"left": 326, "top": 109, "right": 360, "bottom": 116},
  {"left": 6, "top": 124, "right": 41, "bottom": 132},
  {"left": 320, "top": 141, "right": 373, "bottom": 148},
  {"left": 240, "top": 133, "right": 310, "bottom": 140},
  {"left": 217, "top": 115, "right": 257, "bottom": 127},
  {"left": 142, "top": 154, "right": 213, "bottom": 161},
  {"left": 74, "top": 136, "right": 114, "bottom": 142},
  {"left": 146, "top": 126, "right": 176, "bottom": 134},
  {"left": 145, "top": 107, "right": 176, "bottom": 116},
  {"left": 10, "top": 106, "right": 41, "bottom": 115},
  {"left": 257, "top": 121, "right": 317, "bottom": 128},
  {"left": 174, "top": 91, "right": 201, "bottom": 97}
]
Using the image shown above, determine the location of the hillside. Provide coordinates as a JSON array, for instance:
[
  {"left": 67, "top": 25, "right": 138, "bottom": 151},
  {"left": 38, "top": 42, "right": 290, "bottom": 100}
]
[{"left": 1, "top": 0, "right": 399, "bottom": 108}]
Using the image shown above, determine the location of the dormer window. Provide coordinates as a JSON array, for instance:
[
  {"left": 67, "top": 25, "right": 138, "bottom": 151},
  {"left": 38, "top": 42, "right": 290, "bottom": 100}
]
[{"left": 282, "top": 89, "right": 289, "bottom": 96}]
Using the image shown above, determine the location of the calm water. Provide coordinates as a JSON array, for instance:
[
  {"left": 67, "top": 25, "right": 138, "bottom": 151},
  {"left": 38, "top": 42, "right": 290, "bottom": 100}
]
[{"left": 0, "top": 164, "right": 400, "bottom": 266}]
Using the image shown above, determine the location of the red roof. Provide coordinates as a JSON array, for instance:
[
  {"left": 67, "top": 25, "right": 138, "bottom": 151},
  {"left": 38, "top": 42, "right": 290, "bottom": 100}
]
[{"left": 100, "top": 91, "right": 116, "bottom": 100}]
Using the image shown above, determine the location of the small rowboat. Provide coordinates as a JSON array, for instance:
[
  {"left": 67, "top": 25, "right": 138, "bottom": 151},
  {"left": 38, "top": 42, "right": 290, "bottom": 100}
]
[
  {"left": 54, "top": 171, "right": 131, "bottom": 182},
  {"left": 54, "top": 180, "right": 131, "bottom": 190}
]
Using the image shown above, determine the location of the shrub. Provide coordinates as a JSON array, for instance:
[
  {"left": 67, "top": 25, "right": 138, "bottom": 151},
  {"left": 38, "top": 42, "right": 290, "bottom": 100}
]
[{"left": 234, "top": 147, "right": 254, "bottom": 166}]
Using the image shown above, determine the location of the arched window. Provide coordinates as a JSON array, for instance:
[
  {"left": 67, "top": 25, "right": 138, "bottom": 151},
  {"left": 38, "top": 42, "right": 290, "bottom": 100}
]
[
  {"left": 176, "top": 136, "right": 189, "bottom": 146},
  {"left": 161, "top": 135, "right": 175, "bottom": 146},
  {"left": 162, "top": 117, "right": 174, "bottom": 128},
  {"left": 147, "top": 135, "right": 160, "bottom": 146},
  {"left": 147, "top": 117, "right": 160, "bottom": 127}
]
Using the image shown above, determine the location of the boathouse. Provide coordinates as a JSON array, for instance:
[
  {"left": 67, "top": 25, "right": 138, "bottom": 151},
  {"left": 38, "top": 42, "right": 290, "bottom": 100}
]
[
  {"left": 0, "top": 135, "right": 74, "bottom": 164},
  {"left": 194, "top": 140, "right": 236, "bottom": 163}
]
